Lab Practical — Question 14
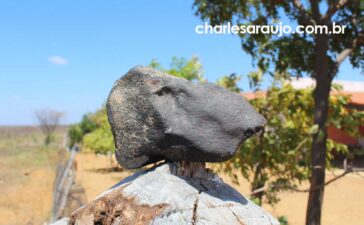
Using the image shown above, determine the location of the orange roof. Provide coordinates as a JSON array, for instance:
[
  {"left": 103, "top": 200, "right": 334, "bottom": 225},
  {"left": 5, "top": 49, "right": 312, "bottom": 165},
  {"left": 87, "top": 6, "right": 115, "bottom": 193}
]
[
  {"left": 333, "top": 91, "right": 364, "bottom": 106},
  {"left": 327, "top": 126, "right": 358, "bottom": 145},
  {"left": 240, "top": 91, "right": 266, "bottom": 101},
  {"left": 241, "top": 91, "right": 364, "bottom": 146}
]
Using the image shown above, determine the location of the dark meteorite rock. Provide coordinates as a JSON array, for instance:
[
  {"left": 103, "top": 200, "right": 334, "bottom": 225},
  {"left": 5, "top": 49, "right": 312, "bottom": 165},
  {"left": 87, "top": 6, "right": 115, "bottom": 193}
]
[{"left": 107, "top": 66, "right": 266, "bottom": 169}]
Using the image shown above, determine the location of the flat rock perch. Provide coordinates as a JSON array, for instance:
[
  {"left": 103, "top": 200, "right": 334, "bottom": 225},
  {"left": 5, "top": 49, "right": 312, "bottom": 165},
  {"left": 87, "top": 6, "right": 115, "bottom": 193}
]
[{"left": 68, "top": 163, "right": 279, "bottom": 225}]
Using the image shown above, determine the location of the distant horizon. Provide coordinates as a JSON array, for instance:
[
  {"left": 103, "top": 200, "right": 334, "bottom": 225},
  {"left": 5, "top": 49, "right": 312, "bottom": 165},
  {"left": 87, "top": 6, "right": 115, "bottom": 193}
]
[
  {"left": 1, "top": 78, "right": 363, "bottom": 126},
  {"left": 0, "top": 124, "right": 70, "bottom": 127}
]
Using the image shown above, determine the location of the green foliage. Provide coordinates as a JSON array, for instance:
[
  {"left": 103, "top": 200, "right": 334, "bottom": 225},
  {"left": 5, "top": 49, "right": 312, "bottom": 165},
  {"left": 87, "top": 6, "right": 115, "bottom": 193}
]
[
  {"left": 193, "top": 0, "right": 364, "bottom": 76},
  {"left": 150, "top": 56, "right": 205, "bottom": 82},
  {"left": 44, "top": 135, "right": 55, "bottom": 146},
  {"left": 247, "top": 70, "right": 263, "bottom": 91},
  {"left": 329, "top": 92, "right": 364, "bottom": 137},
  {"left": 193, "top": 2, "right": 363, "bottom": 221},
  {"left": 82, "top": 107, "right": 114, "bottom": 154},
  {"left": 278, "top": 215, "right": 289, "bottom": 225},
  {"left": 82, "top": 128, "right": 114, "bottom": 154},
  {"left": 68, "top": 124, "right": 83, "bottom": 147},
  {"left": 230, "top": 81, "right": 313, "bottom": 205},
  {"left": 249, "top": 196, "right": 261, "bottom": 206},
  {"left": 79, "top": 115, "right": 98, "bottom": 133},
  {"left": 223, "top": 79, "right": 363, "bottom": 205},
  {"left": 216, "top": 73, "right": 241, "bottom": 92},
  {"left": 68, "top": 106, "right": 114, "bottom": 155},
  {"left": 68, "top": 114, "right": 97, "bottom": 147}
]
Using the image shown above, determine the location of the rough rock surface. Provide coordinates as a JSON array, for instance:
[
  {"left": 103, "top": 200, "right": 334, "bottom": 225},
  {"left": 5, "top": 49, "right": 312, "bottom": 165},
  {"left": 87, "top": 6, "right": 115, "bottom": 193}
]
[
  {"left": 49, "top": 218, "right": 69, "bottom": 225},
  {"left": 69, "top": 163, "right": 279, "bottom": 225},
  {"left": 107, "top": 66, "right": 266, "bottom": 169}
]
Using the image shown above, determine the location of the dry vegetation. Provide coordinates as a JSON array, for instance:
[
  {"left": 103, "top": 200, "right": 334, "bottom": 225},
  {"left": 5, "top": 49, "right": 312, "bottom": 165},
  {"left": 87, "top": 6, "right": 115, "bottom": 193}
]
[
  {"left": 0, "top": 126, "right": 363, "bottom": 225},
  {"left": 0, "top": 126, "right": 65, "bottom": 225}
]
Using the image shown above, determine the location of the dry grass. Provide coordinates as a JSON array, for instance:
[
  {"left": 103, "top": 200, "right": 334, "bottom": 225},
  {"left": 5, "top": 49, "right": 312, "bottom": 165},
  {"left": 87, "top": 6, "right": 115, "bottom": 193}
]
[
  {"left": 220, "top": 169, "right": 364, "bottom": 225},
  {"left": 0, "top": 126, "right": 66, "bottom": 225}
]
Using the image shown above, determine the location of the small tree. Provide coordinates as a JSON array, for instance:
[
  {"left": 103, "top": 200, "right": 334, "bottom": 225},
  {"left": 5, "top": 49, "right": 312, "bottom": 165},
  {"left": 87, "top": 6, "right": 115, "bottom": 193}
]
[
  {"left": 68, "top": 114, "right": 97, "bottom": 147},
  {"left": 81, "top": 107, "right": 114, "bottom": 155},
  {"left": 150, "top": 56, "right": 206, "bottom": 82},
  {"left": 35, "top": 109, "right": 64, "bottom": 146},
  {"left": 217, "top": 74, "right": 364, "bottom": 205},
  {"left": 216, "top": 73, "right": 242, "bottom": 92}
]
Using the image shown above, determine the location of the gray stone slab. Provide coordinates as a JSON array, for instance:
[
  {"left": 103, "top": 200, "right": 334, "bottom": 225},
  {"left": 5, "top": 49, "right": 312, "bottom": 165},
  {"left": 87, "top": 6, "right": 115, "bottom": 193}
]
[{"left": 69, "top": 163, "right": 279, "bottom": 225}]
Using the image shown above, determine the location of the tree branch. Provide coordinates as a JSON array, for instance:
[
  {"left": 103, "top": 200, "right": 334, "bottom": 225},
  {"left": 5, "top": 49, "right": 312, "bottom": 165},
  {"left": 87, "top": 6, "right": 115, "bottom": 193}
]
[
  {"left": 293, "top": 0, "right": 306, "bottom": 14},
  {"left": 336, "top": 48, "right": 354, "bottom": 66},
  {"left": 293, "top": 0, "right": 304, "bottom": 11},
  {"left": 323, "top": 0, "right": 349, "bottom": 21},
  {"left": 336, "top": 30, "right": 363, "bottom": 65},
  {"left": 249, "top": 162, "right": 364, "bottom": 195},
  {"left": 331, "top": 29, "right": 363, "bottom": 77},
  {"left": 293, "top": 0, "right": 314, "bottom": 25},
  {"left": 309, "top": 0, "right": 321, "bottom": 22}
]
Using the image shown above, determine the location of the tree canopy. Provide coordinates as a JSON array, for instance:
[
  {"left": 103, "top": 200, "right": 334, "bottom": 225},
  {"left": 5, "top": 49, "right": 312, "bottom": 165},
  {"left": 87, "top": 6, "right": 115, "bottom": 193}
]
[
  {"left": 224, "top": 79, "right": 363, "bottom": 206},
  {"left": 193, "top": 0, "right": 363, "bottom": 77},
  {"left": 193, "top": 1, "right": 363, "bottom": 224},
  {"left": 68, "top": 106, "right": 114, "bottom": 154}
]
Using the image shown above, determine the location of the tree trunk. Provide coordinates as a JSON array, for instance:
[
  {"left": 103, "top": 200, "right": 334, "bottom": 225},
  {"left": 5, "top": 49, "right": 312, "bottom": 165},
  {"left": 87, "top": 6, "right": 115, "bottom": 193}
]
[{"left": 306, "top": 34, "right": 332, "bottom": 225}]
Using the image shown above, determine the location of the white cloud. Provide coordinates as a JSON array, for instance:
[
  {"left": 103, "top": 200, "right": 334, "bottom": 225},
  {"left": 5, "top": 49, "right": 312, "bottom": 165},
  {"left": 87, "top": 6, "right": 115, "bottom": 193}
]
[{"left": 48, "top": 56, "right": 68, "bottom": 65}]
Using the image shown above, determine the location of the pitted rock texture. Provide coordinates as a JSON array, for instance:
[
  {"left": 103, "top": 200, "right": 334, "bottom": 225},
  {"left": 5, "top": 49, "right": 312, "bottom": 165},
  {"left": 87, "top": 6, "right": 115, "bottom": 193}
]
[
  {"left": 107, "top": 66, "right": 266, "bottom": 169},
  {"left": 68, "top": 163, "right": 279, "bottom": 225}
]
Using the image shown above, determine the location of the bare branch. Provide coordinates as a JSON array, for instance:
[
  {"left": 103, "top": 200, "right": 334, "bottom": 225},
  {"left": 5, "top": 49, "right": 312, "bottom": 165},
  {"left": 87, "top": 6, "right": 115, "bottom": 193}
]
[
  {"left": 331, "top": 29, "right": 363, "bottom": 77},
  {"left": 35, "top": 108, "right": 64, "bottom": 145},
  {"left": 336, "top": 48, "right": 354, "bottom": 66},
  {"left": 323, "top": 0, "right": 349, "bottom": 21},
  {"left": 249, "top": 165, "right": 364, "bottom": 195},
  {"left": 249, "top": 186, "right": 266, "bottom": 196},
  {"left": 336, "top": 30, "right": 364, "bottom": 65}
]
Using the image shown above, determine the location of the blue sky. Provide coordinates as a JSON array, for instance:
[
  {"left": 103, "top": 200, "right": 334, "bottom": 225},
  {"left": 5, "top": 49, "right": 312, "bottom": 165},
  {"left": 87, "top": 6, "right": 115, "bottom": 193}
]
[{"left": 0, "top": 1, "right": 362, "bottom": 125}]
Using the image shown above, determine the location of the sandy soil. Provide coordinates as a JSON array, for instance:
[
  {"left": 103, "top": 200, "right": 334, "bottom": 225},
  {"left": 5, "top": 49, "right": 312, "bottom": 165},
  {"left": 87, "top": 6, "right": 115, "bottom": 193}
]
[
  {"left": 216, "top": 167, "right": 364, "bottom": 225},
  {"left": 75, "top": 153, "right": 131, "bottom": 200},
  {"left": 0, "top": 148, "right": 57, "bottom": 225},
  {"left": 0, "top": 169, "right": 55, "bottom": 225},
  {"left": 0, "top": 126, "right": 63, "bottom": 225}
]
